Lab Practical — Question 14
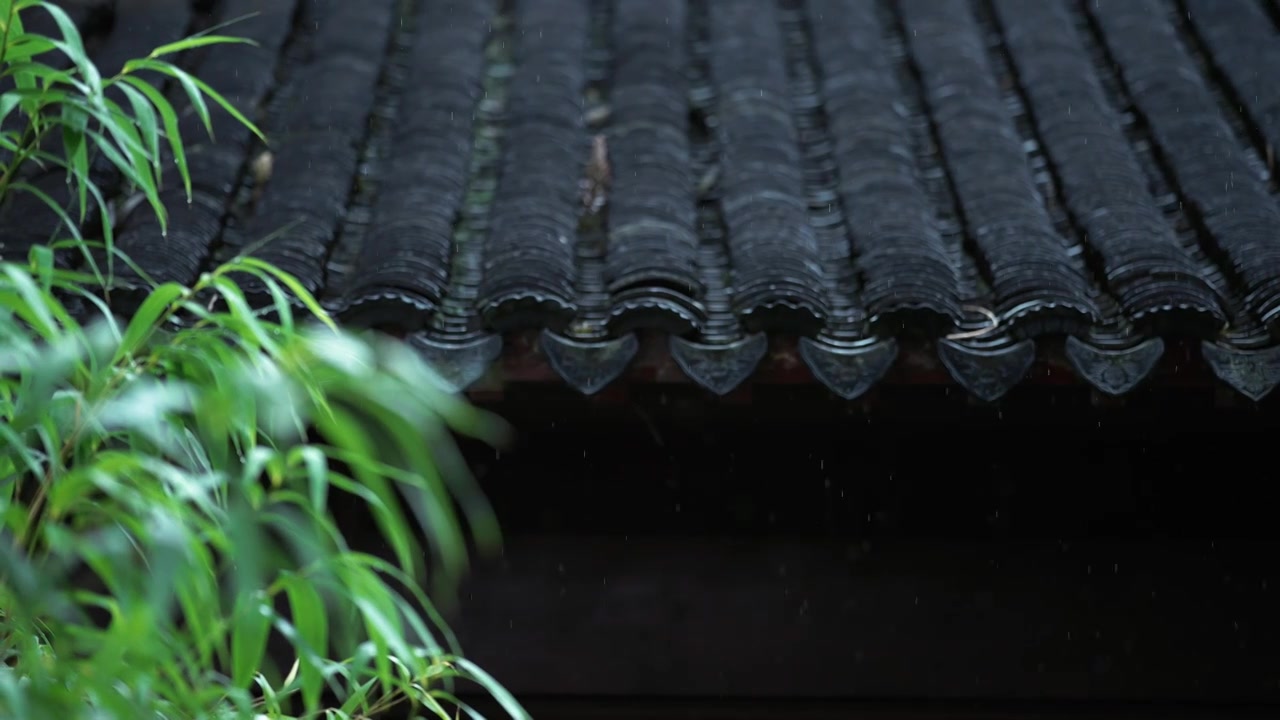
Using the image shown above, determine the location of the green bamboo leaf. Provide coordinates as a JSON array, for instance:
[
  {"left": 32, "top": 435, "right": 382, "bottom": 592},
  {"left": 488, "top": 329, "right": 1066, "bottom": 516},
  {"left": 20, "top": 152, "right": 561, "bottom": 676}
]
[
  {"left": 262, "top": 499, "right": 344, "bottom": 578},
  {"left": 282, "top": 574, "right": 328, "bottom": 712},
  {"left": 356, "top": 555, "right": 458, "bottom": 655},
  {"left": 336, "top": 568, "right": 398, "bottom": 696},
  {"left": 260, "top": 271, "right": 296, "bottom": 331},
  {"left": 252, "top": 673, "right": 285, "bottom": 715},
  {"left": 115, "top": 282, "right": 187, "bottom": 362},
  {"left": 230, "top": 256, "right": 337, "bottom": 331},
  {"left": 125, "top": 58, "right": 264, "bottom": 143},
  {"left": 35, "top": 4, "right": 85, "bottom": 62},
  {"left": 183, "top": 70, "right": 266, "bottom": 143},
  {"left": 292, "top": 445, "right": 330, "bottom": 515},
  {"left": 71, "top": 137, "right": 89, "bottom": 222},
  {"left": 36, "top": 5, "right": 100, "bottom": 95},
  {"left": 426, "top": 691, "right": 487, "bottom": 720},
  {"left": 83, "top": 124, "right": 146, "bottom": 188},
  {"left": 26, "top": 244, "right": 54, "bottom": 291},
  {"left": 114, "top": 81, "right": 162, "bottom": 177},
  {"left": 117, "top": 75, "right": 189, "bottom": 201},
  {"left": 450, "top": 658, "right": 531, "bottom": 720},
  {"left": 127, "top": 59, "right": 214, "bottom": 139},
  {"left": 371, "top": 408, "right": 467, "bottom": 580},
  {"left": 315, "top": 406, "right": 418, "bottom": 575},
  {"left": 0, "top": 91, "right": 21, "bottom": 126},
  {"left": 175, "top": 589, "right": 218, "bottom": 668},
  {"left": 1, "top": 266, "right": 58, "bottom": 339},
  {"left": 417, "top": 690, "right": 463, "bottom": 719},
  {"left": 42, "top": 63, "right": 91, "bottom": 102},
  {"left": 94, "top": 99, "right": 163, "bottom": 202},
  {"left": 141, "top": 510, "right": 190, "bottom": 615},
  {"left": 76, "top": 95, "right": 154, "bottom": 166},
  {"left": 85, "top": 127, "right": 166, "bottom": 232},
  {"left": 230, "top": 594, "right": 272, "bottom": 690},
  {"left": 0, "top": 130, "right": 21, "bottom": 152},
  {"left": 58, "top": 103, "right": 91, "bottom": 221},
  {"left": 3, "top": 34, "right": 56, "bottom": 63},
  {"left": 208, "top": 276, "right": 279, "bottom": 354},
  {"left": 104, "top": 102, "right": 158, "bottom": 168},
  {"left": 147, "top": 35, "right": 256, "bottom": 59},
  {"left": 338, "top": 676, "right": 378, "bottom": 715},
  {"left": 0, "top": 422, "right": 44, "bottom": 480},
  {"left": 1, "top": 60, "right": 76, "bottom": 88}
]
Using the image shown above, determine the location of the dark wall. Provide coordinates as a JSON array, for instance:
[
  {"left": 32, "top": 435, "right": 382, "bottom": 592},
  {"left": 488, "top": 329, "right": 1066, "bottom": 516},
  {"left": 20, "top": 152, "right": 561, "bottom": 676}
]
[
  {"left": 445, "top": 384, "right": 1280, "bottom": 714},
  {"left": 471, "top": 383, "right": 1277, "bottom": 539}
]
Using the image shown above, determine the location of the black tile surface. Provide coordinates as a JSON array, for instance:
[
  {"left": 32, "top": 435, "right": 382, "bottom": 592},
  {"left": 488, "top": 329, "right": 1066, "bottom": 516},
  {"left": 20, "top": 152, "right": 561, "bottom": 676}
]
[{"left": 3, "top": 0, "right": 1280, "bottom": 400}]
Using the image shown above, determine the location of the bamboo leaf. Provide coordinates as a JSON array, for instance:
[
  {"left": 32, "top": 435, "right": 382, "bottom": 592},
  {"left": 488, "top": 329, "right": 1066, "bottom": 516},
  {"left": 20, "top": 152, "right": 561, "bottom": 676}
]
[
  {"left": 117, "top": 75, "right": 189, "bottom": 201},
  {"left": 125, "top": 59, "right": 214, "bottom": 140},
  {"left": 115, "top": 282, "right": 186, "bottom": 362},
  {"left": 114, "top": 80, "right": 161, "bottom": 177},
  {"left": 147, "top": 35, "right": 256, "bottom": 59},
  {"left": 282, "top": 574, "right": 329, "bottom": 713},
  {"left": 231, "top": 256, "right": 337, "bottom": 331},
  {"left": 230, "top": 594, "right": 272, "bottom": 690}
]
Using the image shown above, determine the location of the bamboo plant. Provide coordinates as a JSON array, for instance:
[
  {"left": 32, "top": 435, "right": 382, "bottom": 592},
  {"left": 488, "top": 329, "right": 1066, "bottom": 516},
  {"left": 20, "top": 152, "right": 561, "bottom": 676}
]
[{"left": 0, "top": 2, "right": 526, "bottom": 717}]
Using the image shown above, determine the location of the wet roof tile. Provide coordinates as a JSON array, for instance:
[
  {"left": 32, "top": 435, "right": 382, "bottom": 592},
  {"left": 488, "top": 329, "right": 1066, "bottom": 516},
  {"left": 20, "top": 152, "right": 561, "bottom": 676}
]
[{"left": 4, "top": 0, "right": 1280, "bottom": 401}]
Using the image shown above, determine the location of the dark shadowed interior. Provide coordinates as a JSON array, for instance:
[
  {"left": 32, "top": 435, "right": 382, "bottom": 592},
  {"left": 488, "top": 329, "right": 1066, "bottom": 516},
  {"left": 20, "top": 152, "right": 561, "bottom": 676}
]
[{"left": 443, "top": 387, "right": 1280, "bottom": 717}]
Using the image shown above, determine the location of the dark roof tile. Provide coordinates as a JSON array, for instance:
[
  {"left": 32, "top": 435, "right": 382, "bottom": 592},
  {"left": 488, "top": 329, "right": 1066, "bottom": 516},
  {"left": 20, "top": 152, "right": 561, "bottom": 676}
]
[{"left": 6, "top": 0, "right": 1280, "bottom": 400}]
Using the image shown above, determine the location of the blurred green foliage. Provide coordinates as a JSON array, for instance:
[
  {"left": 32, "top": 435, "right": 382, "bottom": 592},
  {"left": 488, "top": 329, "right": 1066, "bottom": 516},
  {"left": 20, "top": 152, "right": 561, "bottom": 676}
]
[{"left": 0, "top": 2, "right": 526, "bottom": 717}]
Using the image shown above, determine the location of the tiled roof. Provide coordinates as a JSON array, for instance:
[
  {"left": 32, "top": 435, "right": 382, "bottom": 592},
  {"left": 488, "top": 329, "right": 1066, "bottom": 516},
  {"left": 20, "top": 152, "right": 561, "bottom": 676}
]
[{"left": 4, "top": 0, "right": 1280, "bottom": 401}]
